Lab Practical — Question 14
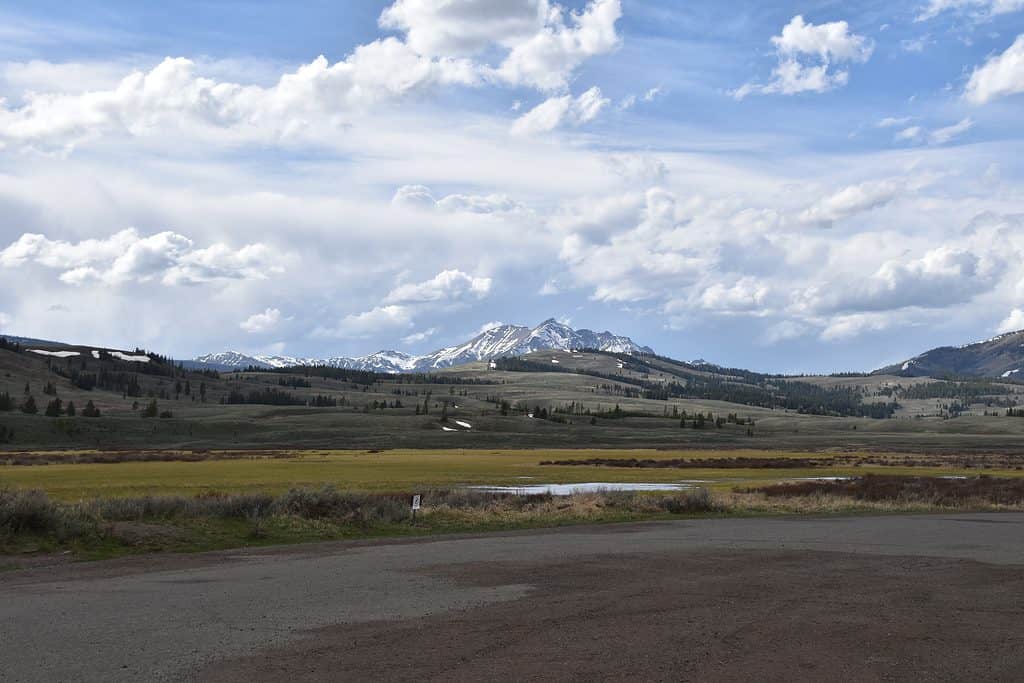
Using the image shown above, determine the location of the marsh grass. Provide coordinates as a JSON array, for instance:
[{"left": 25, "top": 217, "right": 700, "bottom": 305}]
[{"left": 0, "top": 485, "right": 722, "bottom": 558}]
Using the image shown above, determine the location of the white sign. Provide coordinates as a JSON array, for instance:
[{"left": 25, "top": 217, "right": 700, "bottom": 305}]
[{"left": 411, "top": 494, "right": 422, "bottom": 511}]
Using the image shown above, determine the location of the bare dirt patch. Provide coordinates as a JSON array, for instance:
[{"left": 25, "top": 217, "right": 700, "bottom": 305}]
[{"left": 199, "top": 549, "right": 1024, "bottom": 682}]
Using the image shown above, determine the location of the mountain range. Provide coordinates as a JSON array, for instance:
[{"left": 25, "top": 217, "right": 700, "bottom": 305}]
[
  {"left": 876, "top": 329, "right": 1024, "bottom": 379},
  {"left": 192, "top": 319, "right": 655, "bottom": 373}
]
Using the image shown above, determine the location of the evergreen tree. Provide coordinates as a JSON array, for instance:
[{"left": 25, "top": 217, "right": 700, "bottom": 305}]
[
  {"left": 82, "top": 400, "right": 101, "bottom": 418},
  {"left": 44, "top": 398, "right": 63, "bottom": 417},
  {"left": 141, "top": 399, "right": 159, "bottom": 418},
  {"left": 21, "top": 395, "right": 37, "bottom": 414},
  {"left": 65, "top": 401, "right": 76, "bottom": 417}
]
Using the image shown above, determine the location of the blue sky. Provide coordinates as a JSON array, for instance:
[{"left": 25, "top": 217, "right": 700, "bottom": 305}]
[{"left": 0, "top": 0, "right": 1023, "bottom": 372}]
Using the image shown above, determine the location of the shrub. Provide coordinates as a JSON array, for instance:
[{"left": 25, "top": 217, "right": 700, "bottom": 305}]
[{"left": 0, "top": 489, "right": 95, "bottom": 541}]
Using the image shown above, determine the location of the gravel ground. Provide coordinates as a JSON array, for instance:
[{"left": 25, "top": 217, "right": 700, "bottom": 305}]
[{"left": 2, "top": 514, "right": 1023, "bottom": 682}]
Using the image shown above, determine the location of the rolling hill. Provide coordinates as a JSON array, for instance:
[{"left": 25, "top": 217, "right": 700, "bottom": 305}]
[{"left": 876, "top": 330, "right": 1024, "bottom": 379}]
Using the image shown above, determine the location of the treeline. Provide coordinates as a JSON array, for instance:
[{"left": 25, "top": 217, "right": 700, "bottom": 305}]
[
  {"left": 0, "top": 337, "right": 23, "bottom": 353},
  {"left": 899, "top": 381, "right": 1019, "bottom": 401},
  {"left": 221, "top": 387, "right": 344, "bottom": 408},
  {"left": 222, "top": 388, "right": 306, "bottom": 406},
  {"left": 254, "top": 365, "right": 496, "bottom": 386}
]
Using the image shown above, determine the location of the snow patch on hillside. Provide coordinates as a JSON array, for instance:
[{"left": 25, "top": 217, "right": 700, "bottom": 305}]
[{"left": 29, "top": 349, "right": 79, "bottom": 358}]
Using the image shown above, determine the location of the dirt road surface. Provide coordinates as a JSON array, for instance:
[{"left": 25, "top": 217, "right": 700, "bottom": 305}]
[{"left": 3, "top": 514, "right": 1024, "bottom": 682}]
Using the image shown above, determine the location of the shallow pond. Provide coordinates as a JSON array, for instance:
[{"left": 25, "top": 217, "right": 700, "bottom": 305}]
[{"left": 470, "top": 482, "right": 697, "bottom": 496}]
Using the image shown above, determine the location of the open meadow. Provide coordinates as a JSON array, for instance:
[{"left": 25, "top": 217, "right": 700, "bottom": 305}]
[{"left": 4, "top": 447, "right": 1024, "bottom": 500}]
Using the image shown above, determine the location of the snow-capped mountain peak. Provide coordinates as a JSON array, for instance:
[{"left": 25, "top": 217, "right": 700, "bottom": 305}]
[{"left": 193, "top": 320, "right": 654, "bottom": 373}]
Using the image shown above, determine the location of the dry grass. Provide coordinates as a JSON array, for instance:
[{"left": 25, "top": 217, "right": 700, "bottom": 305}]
[
  {"left": 732, "top": 475, "right": 1024, "bottom": 513},
  {"left": 1, "top": 485, "right": 721, "bottom": 553}
]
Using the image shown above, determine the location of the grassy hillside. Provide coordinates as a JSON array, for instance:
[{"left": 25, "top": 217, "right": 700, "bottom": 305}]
[{"left": 1, "top": 341, "right": 1024, "bottom": 453}]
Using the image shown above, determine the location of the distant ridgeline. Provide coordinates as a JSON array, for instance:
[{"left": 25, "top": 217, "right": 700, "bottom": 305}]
[
  {"left": 234, "top": 364, "right": 499, "bottom": 386},
  {"left": 496, "top": 353, "right": 898, "bottom": 419}
]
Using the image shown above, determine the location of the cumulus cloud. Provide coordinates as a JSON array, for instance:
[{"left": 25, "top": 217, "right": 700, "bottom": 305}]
[
  {"left": 240, "top": 308, "right": 283, "bottom": 334},
  {"left": 800, "top": 246, "right": 1002, "bottom": 316},
  {"left": 734, "top": 15, "right": 873, "bottom": 99},
  {"left": 511, "top": 86, "right": 609, "bottom": 135},
  {"left": 0, "top": 229, "right": 281, "bottom": 286},
  {"left": 997, "top": 308, "right": 1024, "bottom": 333},
  {"left": 385, "top": 269, "right": 492, "bottom": 304},
  {"left": 379, "top": 0, "right": 550, "bottom": 57},
  {"left": 555, "top": 171, "right": 1024, "bottom": 345},
  {"left": 0, "top": 51, "right": 479, "bottom": 149},
  {"left": 493, "top": 0, "right": 622, "bottom": 91},
  {"left": 0, "top": 0, "right": 623, "bottom": 149},
  {"left": 697, "top": 278, "right": 770, "bottom": 312},
  {"left": 965, "top": 35, "right": 1024, "bottom": 104}
]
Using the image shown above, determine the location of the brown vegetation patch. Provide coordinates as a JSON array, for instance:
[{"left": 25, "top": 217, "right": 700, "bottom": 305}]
[
  {"left": 749, "top": 475, "right": 1024, "bottom": 506},
  {"left": 541, "top": 456, "right": 826, "bottom": 469},
  {"left": 0, "top": 450, "right": 298, "bottom": 466}
]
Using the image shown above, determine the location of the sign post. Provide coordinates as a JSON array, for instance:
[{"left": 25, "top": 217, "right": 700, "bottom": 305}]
[{"left": 410, "top": 494, "right": 422, "bottom": 523}]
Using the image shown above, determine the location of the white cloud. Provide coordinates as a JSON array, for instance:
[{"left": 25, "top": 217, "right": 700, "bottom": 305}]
[
  {"left": 0, "top": 51, "right": 479, "bottom": 149},
  {"left": 917, "top": 0, "right": 1024, "bottom": 21},
  {"left": 735, "top": 15, "right": 873, "bottom": 99},
  {"left": 901, "top": 35, "right": 932, "bottom": 53},
  {"left": 965, "top": 35, "right": 1024, "bottom": 104},
  {"left": 539, "top": 279, "right": 560, "bottom": 295},
  {"left": 315, "top": 305, "right": 414, "bottom": 339},
  {"left": 928, "top": 118, "right": 973, "bottom": 145},
  {"left": 997, "top": 308, "right": 1024, "bottom": 333},
  {"left": 762, "top": 320, "right": 810, "bottom": 345},
  {"left": 800, "top": 246, "right": 1003, "bottom": 316},
  {"left": 392, "top": 185, "right": 527, "bottom": 214},
  {"left": 379, "top": 0, "right": 549, "bottom": 57},
  {"left": 798, "top": 179, "right": 914, "bottom": 227},
  {"left": 511, "top": 86, "right": 609, "bottom": 135},
  {"left": 891, "top": 119, "right": 974, "bottom": 146},
  {"left": 771, "top": 15, "right": 873, "bottom": 61},
  {"left": 698, "top": 278, "right": 770, "bottom": 312},
  {"left": 385, "top": 269, "right": 492, "bottom": 304},
  {"left": 877, "top": 116, "right": 912, "bottom": 128},
  {"left": 0, "top": 229, "right": 281, "bottom": 286},
  {"left": 820, "top": 313, "right": 892, "bottom": 341},
  {"left": 402, "top": 327, "right": 438, "bottom": 344},
  {"left": 0, "top": 312, "right": 11, "bottom": 330},
  {"left": 240, "top": 308, "right": 283, "bottom": 334},
  {"left": 895, "top": 126, "right": 924, "bottom": 142},
  {"left": 643, "top": 87, "right": 663, "bottom": 102},
  {"left": 494, "top": 0, "right": 622, "bottom": 91},
  {"left": 0, "top": 0, "right": 623, "bottom": 150}
]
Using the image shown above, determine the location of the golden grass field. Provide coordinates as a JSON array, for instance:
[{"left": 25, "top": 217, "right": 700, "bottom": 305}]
[{"left": 4, "top": 448, "right": 1024, "bottom": 501}]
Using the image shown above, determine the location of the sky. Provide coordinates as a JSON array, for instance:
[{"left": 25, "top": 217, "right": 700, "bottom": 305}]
[{"left": 0, "top": 0, "right": 1023, "bottom": 373}]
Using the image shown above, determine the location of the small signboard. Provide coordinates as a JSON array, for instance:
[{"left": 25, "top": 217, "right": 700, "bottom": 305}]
[{"left": 410, "top": 494, "right": 422, "bottom": 522}]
